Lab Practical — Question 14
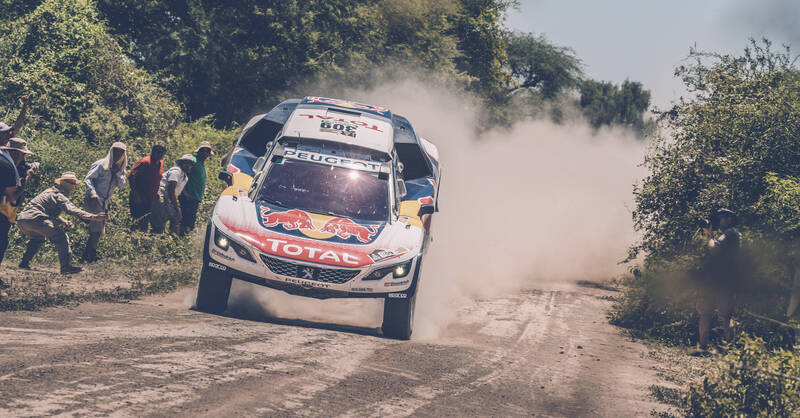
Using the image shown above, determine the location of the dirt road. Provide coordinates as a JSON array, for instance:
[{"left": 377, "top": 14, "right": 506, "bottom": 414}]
[{"left": 0, "top": 281, "right": 666, "bottom": 417}]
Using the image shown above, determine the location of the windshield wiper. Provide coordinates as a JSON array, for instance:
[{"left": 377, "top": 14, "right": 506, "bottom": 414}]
[
  {"left": 324, "top": 210, "right": 350, "bottom": 218},
  {"left": 258, "top": 196, "right": 286, "bottom": 208}
]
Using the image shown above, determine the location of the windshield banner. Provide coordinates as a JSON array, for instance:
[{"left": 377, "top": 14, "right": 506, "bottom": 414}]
[{"left": 283, "top": 149, "right": 381, "bottom": 172}]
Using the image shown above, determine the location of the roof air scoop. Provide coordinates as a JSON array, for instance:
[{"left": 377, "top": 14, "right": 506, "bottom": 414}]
[{"left": 326, "top": 107, "right": 362, "bottom": 118}]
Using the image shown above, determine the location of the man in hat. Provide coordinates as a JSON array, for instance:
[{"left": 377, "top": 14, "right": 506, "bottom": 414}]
[
  {"left": 179, "top": 141, "right": 213, "bottom": 234},
  {"left": 128, "top": 141, "right": 166, "bottom": 231},
  {"left": 696, "top": 208, "right": 741, "bottom": 349},
  {"left": 16, "top": 172, "right": 107, "bottom": 274},
  {"left": 0, "top": 138, "right": 37, "bottom": 292},
  {"left": 151, "top": 154, "right": 196, "bottom": 234},
  {"left": 81, "top": 142, "right": 128, "bottom": 262}
]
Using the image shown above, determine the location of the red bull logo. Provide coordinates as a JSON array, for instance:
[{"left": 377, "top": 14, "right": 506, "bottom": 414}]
[
  {"left": 260, "top": 207, "right": 315, "bottom": 231},
  {"left": 320, "top": 217, "right": 379, "bottom": 243},
  {"left": 418, "top": 196, "right": 434, "bottom": 205},
  {"left": 304, "top": 96, "right": 390, "bottom": 115}
]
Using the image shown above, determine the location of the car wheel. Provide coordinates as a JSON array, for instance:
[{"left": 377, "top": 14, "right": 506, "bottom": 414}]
[
  {"left": 195, "top": 263, "right": 232, "bottom": 314},
  {"left": 382, "top": 292, "right": 416, "bottom": 340}
]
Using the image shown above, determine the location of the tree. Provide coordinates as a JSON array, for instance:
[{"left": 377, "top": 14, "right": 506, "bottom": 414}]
[
  {"left": 0, "top": 0, "right": 181, "bottom": 144},
  {"left": 579, "top": 79, "right": 651, "bottom": 131},
  {"left": 450, "top": 0, "right": 514, "bottom": 121},
  {"left": 506, "top": 32, "right": 582, "bottom": 100},
  {"left": 97, "top": 0, "right": 481, "bottom": 126}
]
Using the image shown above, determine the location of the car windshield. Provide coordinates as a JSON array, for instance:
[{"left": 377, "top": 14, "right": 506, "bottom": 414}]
[{"left": 258, "top": 158, "right": 389, "bottom": 221}]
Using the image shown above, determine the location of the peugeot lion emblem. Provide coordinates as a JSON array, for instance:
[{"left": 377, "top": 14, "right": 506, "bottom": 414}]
[{"left": 301, "top": 267, "right": 314, "bottom": 280}]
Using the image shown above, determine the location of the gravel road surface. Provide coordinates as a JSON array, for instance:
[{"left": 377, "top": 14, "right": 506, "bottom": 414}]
[{"left": 0, "top": 281, "right": 665, "bottom": 417}]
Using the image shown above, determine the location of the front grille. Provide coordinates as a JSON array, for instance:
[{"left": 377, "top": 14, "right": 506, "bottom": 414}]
[{"left": 260, "top": 254, "right": 360, "bottom": 284}]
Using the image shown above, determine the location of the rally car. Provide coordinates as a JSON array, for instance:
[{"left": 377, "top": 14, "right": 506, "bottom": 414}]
[{"left": 195, "top": 96, "right": 440, "bottom": 339}]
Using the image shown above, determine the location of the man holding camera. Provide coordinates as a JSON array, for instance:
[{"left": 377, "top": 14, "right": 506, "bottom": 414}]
[{"left": 695, "top": 208, "right": 741, "bottom": 350}]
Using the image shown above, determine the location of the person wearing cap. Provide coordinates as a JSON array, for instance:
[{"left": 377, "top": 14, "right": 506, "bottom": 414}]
[
  {"left": 81, "top": 142, "right": 128, "bottom": 262},
  {"left": 696, "top": 208, "right": 741, "bottom": 349},
  {"left": 179, "top": 141, "right": 213, "bottom": 234},
  {"left": 128, "top": 141, "right": 166, "bottom": 231},
  {"left": 0, "top": 138, "right": 37, "bottom": 291},
  {"left": 151, "top": 154, "right": 196, "bottom": 234},
  {"left": 16, "top": 172, "right": 108, "bottom": 274}
]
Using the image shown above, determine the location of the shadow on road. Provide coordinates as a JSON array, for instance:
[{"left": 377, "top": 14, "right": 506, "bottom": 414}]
[{"left": 191, "top": 306, "right": 384, "bottom": 339}]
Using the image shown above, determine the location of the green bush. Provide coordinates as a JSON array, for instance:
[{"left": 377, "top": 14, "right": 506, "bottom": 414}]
[{"left": 684, "top": 335, "right": 800, "bottom": 417}]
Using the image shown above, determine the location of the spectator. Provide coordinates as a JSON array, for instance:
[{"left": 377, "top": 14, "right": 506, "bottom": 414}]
[
  {"left": 0, "top": 138, "right": 36, "bottom": 292},
  {"left": 180, "top": 141, "right": 213, "bottom": 234},
  {"left": 0, "top": 95, "right": 30, "bottom": 148},
  {"left": 81, "top": 142, "right": 127, "bottom": 262},
  {"left": 151, "top": 154, "right": 196, "bottom": 234},
  {"left": 696, "top": 208, "right": 741, "bottom": 349},
  {"left": 16, "top": 172, "right": 107, "bottom": 274},
  {"left": 128, "top": 141, "right": 166, "bottom": 231}
]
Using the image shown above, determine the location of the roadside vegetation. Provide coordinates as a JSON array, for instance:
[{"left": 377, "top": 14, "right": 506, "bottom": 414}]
[{"left": 611, "top": 39, "right": 800, "bottom": 416}]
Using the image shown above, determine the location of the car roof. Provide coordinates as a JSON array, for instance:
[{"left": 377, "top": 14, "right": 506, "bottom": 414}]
[{"left": 280, "top": 97, "right": 395, "bottom": 154}]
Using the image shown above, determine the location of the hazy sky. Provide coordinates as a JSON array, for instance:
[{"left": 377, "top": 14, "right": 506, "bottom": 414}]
[{"left": 506, "top": 0, "right": 800, "bottom": 108}]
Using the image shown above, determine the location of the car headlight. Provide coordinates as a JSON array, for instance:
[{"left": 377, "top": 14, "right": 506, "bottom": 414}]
[
  {"left": 214, "top": 228, "right": 256, "bottom": 263},
  {"left": 214, "top": 229, "right": 230, "bottom": 250},
  {"left": 365, "top": 260, "right": 413, "bottom": 280}
]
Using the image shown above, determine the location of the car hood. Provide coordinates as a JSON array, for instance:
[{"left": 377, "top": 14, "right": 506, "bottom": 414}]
[{"left": 213, "top": 195, "right": 423, "bottom": 268}]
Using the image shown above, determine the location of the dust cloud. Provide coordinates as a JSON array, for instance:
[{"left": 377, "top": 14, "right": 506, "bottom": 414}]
[{"left": 226, "top": 79, "right": 647, "bottom": 338}]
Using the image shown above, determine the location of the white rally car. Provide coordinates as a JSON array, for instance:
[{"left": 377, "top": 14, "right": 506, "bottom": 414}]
[{"left": 196, "top": 97, "right": 440, "bottom": 339}]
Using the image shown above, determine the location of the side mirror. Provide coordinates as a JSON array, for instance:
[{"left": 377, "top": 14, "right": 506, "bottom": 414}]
[
  {"left": 378, "top": 162, "right": 391, "bottom": 180},
  {"left": 397, "top": 179, "right": 407, "bottom": 199},
  {"left": 218, "top": 171, "right": 233, "bottom": 187},
  {"left": 264, "top": 141, "right": 273, "bottom": 155},
  {"left": 253, "top": 156, "right": 266, "bottom": 172},
  {"left": 397, "top": 162, "right": 404, "bottom": 174},
  {"left": 271, "top": 143, "right": 285, "bottom": 163}
]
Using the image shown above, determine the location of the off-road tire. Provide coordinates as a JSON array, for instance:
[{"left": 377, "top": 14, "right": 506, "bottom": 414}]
[
  {"left": 195, "top": 264, "right": 232, "bottom": 314},
  {"left": 382, "top": 292, "right": 416, "bottom": 340}
]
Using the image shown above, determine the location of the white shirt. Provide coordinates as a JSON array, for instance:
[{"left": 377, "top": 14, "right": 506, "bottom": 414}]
[{"left": 157, "top": 166, "right": 188, "bottom": 200}]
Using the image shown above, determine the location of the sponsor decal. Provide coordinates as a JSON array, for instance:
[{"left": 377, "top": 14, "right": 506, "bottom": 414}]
[
  {"left": 368, "top": 248, "right": 408, "bottom": 263},
  {"left": 211, "top": 249, "right": 235, "bottom": 261},
  {"left": 320, "top": 217, "right": 380, "bottom": 243},
  {"left": 208, "top": 261, "right": 227, "bottom": 271},
  {"left": 225, "top": 222, "right": 371, "bottom": 267},
  {"left": 302, "top": 96, "right": 390, "bottom": 118},
  {"left": 283, "top": 148, "right": 380, "bottom": 172},
  {"left": 254, "top": 205, "right": 386, "bottom": 246},
  {"left": 388, "top": 292, "right": 408, "bottom": 299},
  {"left": 351, "top": 287, "right": 373, "bottom": 292},
  {"left": 260, "top": 207, "right": 315, "bottom": 231},
  {"left": 264, "top": 237, "right": 360, "bottom": 265},
  {"left": 384, "top": 280, "right": 410, "bottom": 287},
  {"left": 418, "top": 196, "right": 434, "bottom": 205},
  {"left": 284, "top": 277, "right": 331, "bottom": 289}
]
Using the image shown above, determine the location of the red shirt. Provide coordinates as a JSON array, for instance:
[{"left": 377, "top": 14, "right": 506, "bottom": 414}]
[{"left": 128, "top": 155, "right": 164, "bottom": 203}]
